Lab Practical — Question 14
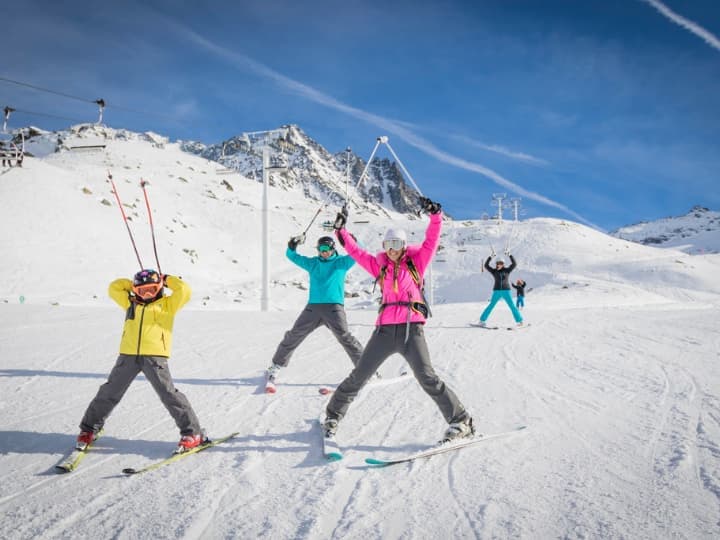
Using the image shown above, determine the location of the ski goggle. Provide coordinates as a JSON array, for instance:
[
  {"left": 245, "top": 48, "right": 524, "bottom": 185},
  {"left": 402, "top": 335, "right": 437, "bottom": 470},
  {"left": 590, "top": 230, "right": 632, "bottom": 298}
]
[
  {"left": 133, "top": 282, "right": 163, "bottom": 301},
  {"left": 382, "top": 239, "right": 406, "bottom": 251},
  {"left": 318, "top": 245, "right": 333, "bottom": 253}
]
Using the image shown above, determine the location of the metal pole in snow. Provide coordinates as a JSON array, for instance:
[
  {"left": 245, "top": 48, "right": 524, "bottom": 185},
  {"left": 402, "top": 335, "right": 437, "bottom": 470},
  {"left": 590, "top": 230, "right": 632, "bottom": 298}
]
[{"left": 261, "top": 143, "right": 270, "bottom": 311}]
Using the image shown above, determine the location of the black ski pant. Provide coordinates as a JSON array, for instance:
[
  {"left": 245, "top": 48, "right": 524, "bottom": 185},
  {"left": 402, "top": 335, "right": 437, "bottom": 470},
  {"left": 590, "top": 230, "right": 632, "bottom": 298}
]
[
  {"left": 326, "top": 323, "right": 469, "bottom": 425},
  {"left": 79, "top": 354, "right": 201, "bottom": 436},
  {"left": 271, "top": 303, "right": 363, "bottom": 368}
]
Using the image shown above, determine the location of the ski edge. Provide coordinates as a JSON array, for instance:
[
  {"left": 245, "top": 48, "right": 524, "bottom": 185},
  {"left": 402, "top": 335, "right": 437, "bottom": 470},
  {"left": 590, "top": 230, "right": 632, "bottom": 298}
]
[
  {"left": 364, "top": 425, "right": 528, "bottom": 467},
  {"left": 55, "top": 431, "right": 104, "bottom": 473},
  {"left": 318, "top": 372, "right": 410, "bottom": 396},
  {"left": 121, "top": 431, "right": 240, "bottom": 476},
  {"left": 469, "top": 323, "right": 499, "bottom": 329}
]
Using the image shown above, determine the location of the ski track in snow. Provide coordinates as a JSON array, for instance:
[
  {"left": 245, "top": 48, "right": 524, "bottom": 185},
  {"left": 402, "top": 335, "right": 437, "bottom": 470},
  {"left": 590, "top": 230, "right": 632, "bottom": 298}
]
[{"left": 1, "top": 302, "right": 719, "bottom": 538}]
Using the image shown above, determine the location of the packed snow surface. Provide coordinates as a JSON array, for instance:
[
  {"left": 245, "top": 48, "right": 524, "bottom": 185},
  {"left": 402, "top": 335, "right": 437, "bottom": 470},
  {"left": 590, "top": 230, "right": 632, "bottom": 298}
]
[{"left": 1, "top": 129, "right": 719, "bottom": 539}]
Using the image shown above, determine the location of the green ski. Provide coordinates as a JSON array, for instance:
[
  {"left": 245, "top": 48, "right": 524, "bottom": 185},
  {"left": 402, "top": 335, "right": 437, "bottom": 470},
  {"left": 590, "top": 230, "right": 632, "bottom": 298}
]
[
  {"left": 122, "top": 432, "right": 239, "bottom": 475},
  {"left": 55, "top": 431, "right": 104, "bottom": 473}
]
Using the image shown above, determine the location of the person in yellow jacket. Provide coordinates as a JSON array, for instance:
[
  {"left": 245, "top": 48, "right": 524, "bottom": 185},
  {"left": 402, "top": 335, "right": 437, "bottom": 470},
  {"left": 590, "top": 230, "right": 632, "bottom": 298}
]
[{"left": 75, "top": 269, "right": 205, "bottom": 454}]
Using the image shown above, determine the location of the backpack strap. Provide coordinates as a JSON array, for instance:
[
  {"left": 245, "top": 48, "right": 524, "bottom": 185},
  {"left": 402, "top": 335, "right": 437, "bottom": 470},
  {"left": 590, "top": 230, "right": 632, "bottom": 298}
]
[{"left": 375, "top": 257, "right": 432, "bottom": 319}]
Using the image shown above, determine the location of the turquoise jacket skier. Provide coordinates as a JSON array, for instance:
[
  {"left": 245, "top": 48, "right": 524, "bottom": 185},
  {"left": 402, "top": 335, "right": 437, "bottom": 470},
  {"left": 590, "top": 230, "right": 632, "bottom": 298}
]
[
  {"left": 267, "top": 235, "right": 364, "bottom": 379},
  {"left": 285, "top": 245, "right": 355, "bottom": 304}
]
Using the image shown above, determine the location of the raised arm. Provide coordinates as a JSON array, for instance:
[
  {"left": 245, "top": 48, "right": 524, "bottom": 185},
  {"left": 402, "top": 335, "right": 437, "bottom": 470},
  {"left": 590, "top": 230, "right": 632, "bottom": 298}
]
[
  {"left": 336, "top": 227, "right": 381, "bottom": 277},
  {"left": 164, "top": 275, "right": 191, "bottom": 313},
  {"left": 108, "top": 278, "right": 132, "bottom": 309}
]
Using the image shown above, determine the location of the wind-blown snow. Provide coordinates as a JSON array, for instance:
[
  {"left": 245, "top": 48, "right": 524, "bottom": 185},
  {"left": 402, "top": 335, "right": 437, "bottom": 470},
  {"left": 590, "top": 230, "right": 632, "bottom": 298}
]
[{"left": 1, "top": 127, "right": 719, "bottom": 539}]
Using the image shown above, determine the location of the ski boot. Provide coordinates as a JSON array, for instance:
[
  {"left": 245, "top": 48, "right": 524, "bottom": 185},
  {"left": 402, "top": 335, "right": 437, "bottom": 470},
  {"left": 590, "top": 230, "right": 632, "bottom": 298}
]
[
  {"left": 441, "top": 417, "right": 475, "bottom": 444},
  {"left": 174, "top": 432, "right": 207, "bottom": 454},
  {"left": 322, "top": 417, "right": 339, "bottom": 438},
  {"left": 76, "top": 431, "right": 97, "bottom": 451}
]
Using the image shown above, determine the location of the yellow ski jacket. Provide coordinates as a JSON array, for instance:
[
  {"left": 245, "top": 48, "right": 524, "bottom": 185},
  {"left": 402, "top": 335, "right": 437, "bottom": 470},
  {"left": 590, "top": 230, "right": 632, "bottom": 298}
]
[{"left": 108, "top": 275, "right": 191, "bottom": 357}]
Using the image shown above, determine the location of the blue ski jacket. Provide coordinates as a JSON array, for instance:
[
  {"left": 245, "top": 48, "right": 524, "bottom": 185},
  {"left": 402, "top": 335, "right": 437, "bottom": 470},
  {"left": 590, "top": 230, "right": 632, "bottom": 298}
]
[{"left": 286, "top": 248, "right": 355, "bottom": 304}]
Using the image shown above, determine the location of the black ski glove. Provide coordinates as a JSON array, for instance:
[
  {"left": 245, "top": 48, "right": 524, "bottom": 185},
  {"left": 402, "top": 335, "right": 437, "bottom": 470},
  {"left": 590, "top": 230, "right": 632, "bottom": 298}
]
[
  {"left": 419, "top": 196, "right": 442, "bottom": 214},
  {"left": 333, "top": 205, "right": 348, "bottom": 230},
  {"left": 288, "top": 234, "right": 305, "bottom": 250}
]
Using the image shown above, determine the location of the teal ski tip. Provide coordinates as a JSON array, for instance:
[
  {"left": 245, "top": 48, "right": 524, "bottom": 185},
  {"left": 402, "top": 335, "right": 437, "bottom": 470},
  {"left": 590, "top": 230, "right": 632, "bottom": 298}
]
[
  {"left": 325, "top": 452, "right": 343, "bottom": 462},
  {"left": 365, "top": 457, "right": 390, "bottom": 467}
]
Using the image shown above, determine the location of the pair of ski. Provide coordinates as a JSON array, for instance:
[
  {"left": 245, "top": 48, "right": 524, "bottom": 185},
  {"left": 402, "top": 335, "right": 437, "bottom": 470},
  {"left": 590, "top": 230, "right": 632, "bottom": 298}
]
[
  {"left": 55, "top": 432, "right": 239, "bottom": 475},
  {"left": 266, "top": 371, "right": 410, "bottom": 395},
  {"left": 318, "top": 372, "right": 409, "bottom": 396},
  {"left": 322, "top": 423, "right": 527, "bottom": 466},
  {"left": 470, "top": 323, "right": 531, "bottom": 331}
]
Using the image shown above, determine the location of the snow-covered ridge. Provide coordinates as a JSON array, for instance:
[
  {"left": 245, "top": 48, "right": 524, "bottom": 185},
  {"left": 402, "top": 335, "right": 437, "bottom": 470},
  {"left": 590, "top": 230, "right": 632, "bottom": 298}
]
[
  {"left": 611, "top": 205, "right": 720, "bottom": 254},
  {"left": 179, "top": 124, "right": 423, "bottom": 215}
]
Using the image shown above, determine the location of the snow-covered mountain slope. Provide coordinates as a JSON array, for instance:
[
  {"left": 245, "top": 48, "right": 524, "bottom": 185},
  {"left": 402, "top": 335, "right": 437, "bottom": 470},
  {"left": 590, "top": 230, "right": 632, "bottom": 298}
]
[
  {"left": 181, "top": 124, "right": 423, "bottom": 215},
  {"left": 612, "top": 205, "right": 720, "bottom": 255},
  {"left": 4, "top": 126, "right": 720, "bottom": 310},
  {"left": 1, "top": 125, "right": 719, "bottom": 539}
]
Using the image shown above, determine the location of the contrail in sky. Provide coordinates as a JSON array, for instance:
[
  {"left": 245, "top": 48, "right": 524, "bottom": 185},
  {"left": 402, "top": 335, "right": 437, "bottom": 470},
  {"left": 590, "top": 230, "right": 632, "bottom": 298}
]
[
  {"left": 167, "top": 19, "right": 597, "bottom": 228},
  {"left": 450, "top": 134, "right": 549, "bottom": 166},
  {"left": 639, "top": 0, "right": 720, "bottom": 52}
]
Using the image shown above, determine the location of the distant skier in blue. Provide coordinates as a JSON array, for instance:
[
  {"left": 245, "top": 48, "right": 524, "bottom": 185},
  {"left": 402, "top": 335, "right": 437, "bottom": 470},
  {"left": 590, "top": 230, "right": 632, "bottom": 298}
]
[
  {"left": 478, "top": 254, "right": 524, "bottom": 327},
  {"left": 512, "top": 279, "right": 526, "bottom": 309}
]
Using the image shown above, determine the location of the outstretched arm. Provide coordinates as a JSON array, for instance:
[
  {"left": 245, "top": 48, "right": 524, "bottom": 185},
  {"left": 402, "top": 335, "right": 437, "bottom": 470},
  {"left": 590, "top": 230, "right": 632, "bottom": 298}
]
[
  {"left": 336, "top": 228, "right": 380, "bottom": 277},
  {"left": 286, "top": 248, "right": 316, "bottom": 272},
  {"left": 412, "top": 212, "right": 442, "bottom": 274}
]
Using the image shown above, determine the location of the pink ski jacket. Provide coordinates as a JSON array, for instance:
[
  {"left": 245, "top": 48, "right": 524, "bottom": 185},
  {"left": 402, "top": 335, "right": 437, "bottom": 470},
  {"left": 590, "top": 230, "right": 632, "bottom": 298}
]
[{"left": 336, "top": 212, "right": 441, "bottom": 326}]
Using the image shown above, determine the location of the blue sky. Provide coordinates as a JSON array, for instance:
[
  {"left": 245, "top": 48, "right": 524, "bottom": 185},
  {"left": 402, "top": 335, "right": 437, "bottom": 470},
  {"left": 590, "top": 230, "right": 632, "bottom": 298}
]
[{"left": 2, "top": 0, "right": 719, "bottom": 230}]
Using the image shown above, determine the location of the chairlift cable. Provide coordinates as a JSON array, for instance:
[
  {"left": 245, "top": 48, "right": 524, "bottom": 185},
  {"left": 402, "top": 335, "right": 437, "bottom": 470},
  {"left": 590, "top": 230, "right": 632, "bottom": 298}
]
[
  {"left": 7, "top": 107, "right": 86, "bottom": 124},
  {"left": 0, "top": 75, "right": 96, "bottom": 104},
  {"left": 0, "top": 75, "right": 178, "bottom": 121}
]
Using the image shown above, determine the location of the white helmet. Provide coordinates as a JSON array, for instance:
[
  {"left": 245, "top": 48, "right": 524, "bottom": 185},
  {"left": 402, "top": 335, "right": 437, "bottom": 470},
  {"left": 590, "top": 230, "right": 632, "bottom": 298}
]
[
  {"left": 383, "top": 228, "right": 407, "bottom": 250},
  {"left": 384, "top": 228, "right": 407, "bottom": 243}
]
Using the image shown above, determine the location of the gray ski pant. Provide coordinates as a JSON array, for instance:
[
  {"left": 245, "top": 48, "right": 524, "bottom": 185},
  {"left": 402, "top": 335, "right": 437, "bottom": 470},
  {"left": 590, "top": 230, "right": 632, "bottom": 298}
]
[
  {"left": 326, "top": 323, "right": 469, "bottom": 425},
  {"left": 79, "top": 354, "right": 201, "bottom": 436},
  {"left": 271, "top": 303, "right": 363, "bottom": 368}
]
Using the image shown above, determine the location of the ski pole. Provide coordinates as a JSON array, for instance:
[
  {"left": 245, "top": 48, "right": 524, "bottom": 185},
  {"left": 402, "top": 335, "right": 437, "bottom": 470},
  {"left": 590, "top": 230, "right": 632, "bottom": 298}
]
[
  {"left": 300, "top": 137, "right": 382, "bottom": 236},
  {"left": 345, "top": 136, "right": 383, "bottom": 206},
  {"left": 384, "top": 140, "right": 424, "bottom": 196},
  {"left": 140, "top": 179, "right": 162, "bottom": 274},
  {"left": 504, "top": 220, "right": 517, "bottom": 254},
  {"left": 108, "top": 172, "right": 143, "bottom": 269}
]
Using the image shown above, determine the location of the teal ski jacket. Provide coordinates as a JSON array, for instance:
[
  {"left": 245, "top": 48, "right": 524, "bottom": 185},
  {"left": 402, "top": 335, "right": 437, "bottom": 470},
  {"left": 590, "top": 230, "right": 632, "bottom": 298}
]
[{"left": 286, "top": 248, "right": 355, "bottom": 305}]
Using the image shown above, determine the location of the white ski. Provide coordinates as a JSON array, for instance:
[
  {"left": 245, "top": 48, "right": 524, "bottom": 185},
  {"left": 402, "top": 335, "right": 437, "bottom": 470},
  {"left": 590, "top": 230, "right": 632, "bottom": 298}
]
[{"left": 365, "top": 425, "right": 527, "bottom": 467}]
